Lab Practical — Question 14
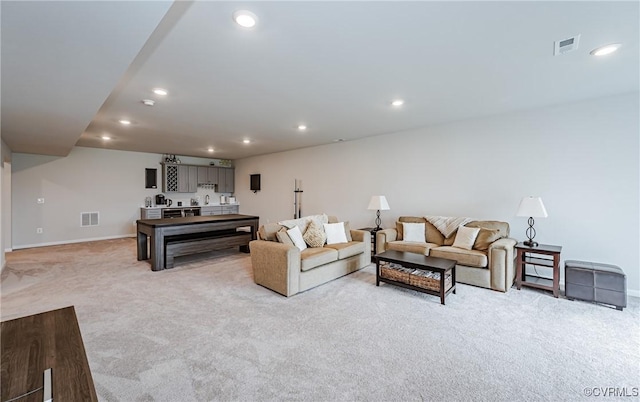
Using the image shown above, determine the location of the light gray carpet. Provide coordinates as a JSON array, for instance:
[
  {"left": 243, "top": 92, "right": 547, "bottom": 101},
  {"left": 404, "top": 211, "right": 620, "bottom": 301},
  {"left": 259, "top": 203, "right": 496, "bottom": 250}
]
[{"left": 2, "top": 238, "right": 638, "bottom": 401}]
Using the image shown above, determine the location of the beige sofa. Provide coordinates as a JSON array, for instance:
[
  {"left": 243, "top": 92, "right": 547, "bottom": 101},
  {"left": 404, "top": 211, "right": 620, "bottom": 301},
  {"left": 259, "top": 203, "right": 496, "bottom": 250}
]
[
  {"left": 376, "top": 217, "right": 516, "bottom": 292},
  {"left": 249, "top": 216, "right": 371, "bottom": 297}
]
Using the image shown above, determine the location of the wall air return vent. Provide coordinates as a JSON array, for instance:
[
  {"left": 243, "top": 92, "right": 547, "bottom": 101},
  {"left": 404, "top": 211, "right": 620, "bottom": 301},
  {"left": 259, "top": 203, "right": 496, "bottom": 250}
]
[
  {"left": 81, "top": 212, "right": 99, "bottom": 227},
  {"left": 554, "top": 35, "right": 580, "bottom": 55}
]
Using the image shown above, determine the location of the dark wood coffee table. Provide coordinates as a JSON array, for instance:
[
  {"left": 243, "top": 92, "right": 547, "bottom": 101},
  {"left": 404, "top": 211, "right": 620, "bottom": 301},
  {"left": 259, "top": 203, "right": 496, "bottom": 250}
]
[{"left": 375, "top": 250, "right": 457, "bottom": 305}]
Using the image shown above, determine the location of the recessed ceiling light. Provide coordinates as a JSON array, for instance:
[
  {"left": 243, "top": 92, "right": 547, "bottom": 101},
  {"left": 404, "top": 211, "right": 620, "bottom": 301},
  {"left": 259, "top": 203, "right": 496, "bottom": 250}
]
[
  {"left": 334, "top": 139, "right": 345, "bottom": 142},
  {"left": 142, "top": 99, "right": 155, "bottom": 106},
  {"left": 243, "top": 139, "right": 251, "bottom": 144},
  {"left": 207, "top": 147, "right": 214, "bottom": 153},
  {"left": 233, "top": 10, "right": 258, "bottom": 28},
  {"left": 101, "top": 135, "right": 111, "bottom": 140},
  {"left": 391, "top": 99, "right": 404, "bottom": 107},
  {"left": 153, "top": 88, "right": 168, "bottom": 96},
  {"left": 119, "top": 119, "right": 131, "bottom": 125},
  {"left": 297, "top": 125, "right": 307, "bottom": 131},
  {"left": 590, "top": 43, "right": 622, "bottom": 56}
]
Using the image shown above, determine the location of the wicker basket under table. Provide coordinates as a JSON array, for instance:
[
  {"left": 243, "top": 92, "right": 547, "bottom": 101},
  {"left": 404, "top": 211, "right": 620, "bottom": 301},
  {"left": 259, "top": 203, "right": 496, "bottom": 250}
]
[{"left": 375, "top": 250, "right": 457, "bottom": 305}]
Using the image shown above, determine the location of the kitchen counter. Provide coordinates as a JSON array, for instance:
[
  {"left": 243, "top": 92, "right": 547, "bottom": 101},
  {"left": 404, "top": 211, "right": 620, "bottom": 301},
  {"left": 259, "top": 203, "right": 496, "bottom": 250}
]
[
  {"left": 141, "top": 203, "right": 239, "bottom": 209},
  {"left": 140, "top": 204, "right": 240, "bottom": 219}
]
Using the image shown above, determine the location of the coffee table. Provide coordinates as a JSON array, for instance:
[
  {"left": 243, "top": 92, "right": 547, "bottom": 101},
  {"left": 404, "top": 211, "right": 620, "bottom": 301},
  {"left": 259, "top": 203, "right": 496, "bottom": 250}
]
[{"left": 375, "top": 250, "right": 457, "bottom": 305}]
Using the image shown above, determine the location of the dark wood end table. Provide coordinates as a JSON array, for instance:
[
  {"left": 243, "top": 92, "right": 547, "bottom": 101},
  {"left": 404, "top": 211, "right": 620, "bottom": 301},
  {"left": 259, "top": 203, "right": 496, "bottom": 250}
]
[
  {"left": 515, "top": 242, "right": 562, "bottom": 297},
  {"left": 359, "top": 227, "right": 380, "bottom": 262}
]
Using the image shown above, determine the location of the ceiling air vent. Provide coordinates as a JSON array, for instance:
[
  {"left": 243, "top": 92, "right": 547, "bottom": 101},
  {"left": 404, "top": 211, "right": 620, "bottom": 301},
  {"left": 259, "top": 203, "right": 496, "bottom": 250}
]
[
  {"left": 81, "top": 212, "right": 99, "bottom": 227},
  {"left": 554, "top": 35, "right": 580, "bottom": 55}
]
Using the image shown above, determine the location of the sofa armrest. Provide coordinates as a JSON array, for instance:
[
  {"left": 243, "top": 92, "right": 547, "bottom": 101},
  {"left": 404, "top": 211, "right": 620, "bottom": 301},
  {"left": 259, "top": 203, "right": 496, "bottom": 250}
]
[
  {"left": 249, "top": 240, "right": 301, "bottom": 297},
  {"left": 350, "top": 229, "right": 372, "bottom": 262},
  {"left": 375, "top": 228, "right": 397, "bottom": 254},
  {"left": 487, "top": 237, "right": 517, "bottom": 292}
]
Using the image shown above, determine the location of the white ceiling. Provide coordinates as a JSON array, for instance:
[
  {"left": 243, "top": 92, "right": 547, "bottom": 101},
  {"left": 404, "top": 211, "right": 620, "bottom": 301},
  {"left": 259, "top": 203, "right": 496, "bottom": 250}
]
[{"left": 2, "top": 1, "right": 638, "bottom": 160}]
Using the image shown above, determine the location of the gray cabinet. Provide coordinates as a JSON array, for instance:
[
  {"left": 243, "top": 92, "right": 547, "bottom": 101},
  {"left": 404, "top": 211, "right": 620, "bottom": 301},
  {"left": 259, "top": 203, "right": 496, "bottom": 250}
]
[
  {"left": 177, "top": 165, "right": 197, "bottom": 193},
  {"left": 201, "top": 206, "right": 221, "bottom": 216},
  {"left": 140, "top": 208, "right": 162, "bottom": 219},
  {"left": 222, "top": 205, "right": 239, "bottom": 214},
  {"left": 162, "top": 164, "right": 179, "bottom": 192},
  {"left": 197, "top": 166, "right": 218, "bottom": 185},
  {"left": 163, "top": 163, "right": 197, "bottom": 193},
  {"left": 163, "top": 163, "right": 231, "bottom": 193},
  {"left": 200, "top": 205, "right": 239, "bottom": 216},
  {"left": 217, "top": 167, "right": 235, "bottom": 193}
]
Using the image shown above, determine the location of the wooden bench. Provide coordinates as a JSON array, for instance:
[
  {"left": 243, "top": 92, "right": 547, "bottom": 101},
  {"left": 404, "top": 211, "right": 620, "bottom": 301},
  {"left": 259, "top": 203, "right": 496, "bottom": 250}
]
[{"left": 165, "top": 230, "right": 252, "bottom": 268}]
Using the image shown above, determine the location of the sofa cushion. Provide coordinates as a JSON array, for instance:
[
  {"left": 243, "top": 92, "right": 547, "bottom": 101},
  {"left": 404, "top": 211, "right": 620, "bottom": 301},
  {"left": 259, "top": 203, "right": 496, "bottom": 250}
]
[
  {"left": 324, "top": 241, "right": 365, "bottom": 259},
  {"left": 300, "top": 247, "right": 339, "bottom": 271},
  {"left": 258, "top": 223, "right": 284, "bottom": 241},
  {"left": 279, "top": 214, "right": 328, "bottom": 231},
  {"left": 472, "top": 228, "right": 502, "bottom": 251},
  {"left": 387, "top": 241, "right": 439, "bottom": 255},
  {"left": 430, "top": 246, "right": 488, "bottom": 268},
  {"left": 396, "top": 217, "right": 449, "bottom": 246},
  {"left": 443, "top": 234, "right": 457, "bottom": 246},
  {"left": 452, "top": 226, "right": 481, "bottom": 250},
  {"left": 276, "top": 228, "right": 294, "bottom": 246},
  {"left": 396, "top": 217, "right": 426, "bottom": 240},
  {"left": 466, "top": 220, "right": 510, "bottom": 238},
  {"left": 303, "top": 220, "right": 326, "bottom": 247}
]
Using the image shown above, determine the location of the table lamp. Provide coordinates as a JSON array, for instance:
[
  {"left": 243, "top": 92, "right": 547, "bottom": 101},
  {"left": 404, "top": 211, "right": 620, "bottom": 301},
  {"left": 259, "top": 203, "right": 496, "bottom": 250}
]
[
  {"left": 516, "top": 196, "right": 548, "bottom": 247},
  {"left": 367, "top": 195, "right": 390, "bottom": 231}
]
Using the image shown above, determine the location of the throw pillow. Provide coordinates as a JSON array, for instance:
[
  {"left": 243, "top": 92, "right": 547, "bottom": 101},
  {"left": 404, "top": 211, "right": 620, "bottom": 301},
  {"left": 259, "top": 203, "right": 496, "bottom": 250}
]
[
  {"left": 343, "top": 221, "right": 352, "bottom": 242},
  {"left": 276, "top": 228, "right": 294, "bottom": 246},
  {"left": 286, "top": 226, "right": 307, "bottom": 251},
  {"left": 452, "top": 226, "right": 481, "bottom": 250},
  {"left": 303, "top": 220, "right": 326, "bottom": 248},
  {"left": 324, "top": 222, "right": 348, "bottom": 244},
  {"left": 472, "top": 228, "right": 502, "bottom": 251},
  {"left": 402, "top": 222, "right": 426, "bottom": 242},
  {"left": 279, "top": 214, "right": 328, "bottom": 231}
]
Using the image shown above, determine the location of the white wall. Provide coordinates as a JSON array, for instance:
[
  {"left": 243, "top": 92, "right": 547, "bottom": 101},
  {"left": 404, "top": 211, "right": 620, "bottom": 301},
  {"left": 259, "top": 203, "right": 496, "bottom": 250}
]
[
  {"left": 1, "top": 140, "right": 13, "bottom": 272},
  {"left": 234, "top": 93, "right": 640, "bottom": 296},
  {"left": 11, "top": 147, "right": 228, "bottom": 248}
]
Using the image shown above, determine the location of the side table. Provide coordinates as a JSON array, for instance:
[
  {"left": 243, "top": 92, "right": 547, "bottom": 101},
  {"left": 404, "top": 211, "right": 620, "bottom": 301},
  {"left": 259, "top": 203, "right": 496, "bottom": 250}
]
[
  {"left": 515, "top": 242, "right": 562, "bottom": 297},
  {"left": 359, "top": 227, "right": 380, "bottom": 262}
]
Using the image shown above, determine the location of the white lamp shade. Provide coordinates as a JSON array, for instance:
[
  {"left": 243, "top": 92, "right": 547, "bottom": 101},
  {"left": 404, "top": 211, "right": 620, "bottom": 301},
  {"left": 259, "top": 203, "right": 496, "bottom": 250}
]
[
  {"left": 367, "top": 195, "right": 390, "bottom": 211},
  {"left": 516, "top": 196, "right": 548, "bottom": 218}
]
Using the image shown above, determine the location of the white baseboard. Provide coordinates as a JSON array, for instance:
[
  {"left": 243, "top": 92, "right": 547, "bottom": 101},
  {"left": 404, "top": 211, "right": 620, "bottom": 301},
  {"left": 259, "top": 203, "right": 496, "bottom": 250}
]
[{"left": 12, "top": 234, "right": 136, "bottom": 250}]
